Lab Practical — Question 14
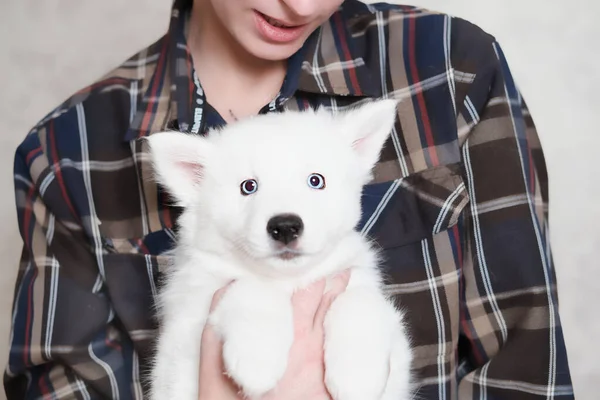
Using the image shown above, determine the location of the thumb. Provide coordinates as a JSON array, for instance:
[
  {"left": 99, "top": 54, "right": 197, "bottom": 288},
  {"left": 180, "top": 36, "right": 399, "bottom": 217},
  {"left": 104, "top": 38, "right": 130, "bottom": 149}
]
[
  {"left": 199, "top": 284, "right": 232, "bottom": 381},
  {"left": 313, "top": 269, "right": 351, "bottom": 329}
]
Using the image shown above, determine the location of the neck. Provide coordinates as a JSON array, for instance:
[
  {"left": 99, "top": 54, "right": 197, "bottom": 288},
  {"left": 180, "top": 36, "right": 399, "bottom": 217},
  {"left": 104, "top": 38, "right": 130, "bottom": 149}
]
[{"left": 188, "top": 1, "right": 286, "bottom": 91}]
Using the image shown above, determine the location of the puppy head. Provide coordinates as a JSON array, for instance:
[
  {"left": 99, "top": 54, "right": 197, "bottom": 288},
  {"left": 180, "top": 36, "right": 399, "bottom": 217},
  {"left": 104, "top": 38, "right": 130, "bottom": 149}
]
[{"left": 146, "top": 99, "right": 398, "bottom": 275}]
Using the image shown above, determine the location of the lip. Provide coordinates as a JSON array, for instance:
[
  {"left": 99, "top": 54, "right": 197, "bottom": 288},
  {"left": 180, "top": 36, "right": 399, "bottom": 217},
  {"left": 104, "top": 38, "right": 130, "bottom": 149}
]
[
  {"left": 273, "top": 249, "right": 303, "bottom": 261},
  {"left": 254, "top": 11, "right": 308, "bottom": 44}
]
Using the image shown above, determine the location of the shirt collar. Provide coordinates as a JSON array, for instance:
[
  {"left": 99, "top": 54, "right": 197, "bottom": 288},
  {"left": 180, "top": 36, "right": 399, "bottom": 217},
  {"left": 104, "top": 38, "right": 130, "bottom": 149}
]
[
  {"left": 295, "top": 1, "right": 379, "bottom": 98},
  {"left": 124, "top": 0, "right": 378, "bottom": 142}
]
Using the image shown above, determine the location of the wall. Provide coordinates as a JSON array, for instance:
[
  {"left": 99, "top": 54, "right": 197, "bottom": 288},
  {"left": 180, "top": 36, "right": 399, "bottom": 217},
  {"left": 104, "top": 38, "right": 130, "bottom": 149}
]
[{"left": 0, "top": 0, "right": 598, "bottom": 398}]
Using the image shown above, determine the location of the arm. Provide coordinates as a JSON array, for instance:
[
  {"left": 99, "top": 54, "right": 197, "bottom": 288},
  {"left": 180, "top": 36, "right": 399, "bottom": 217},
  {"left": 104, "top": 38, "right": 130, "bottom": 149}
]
[
  {"left": 457, "top": 40, "right": 574, "bottom": 398},
  {"left": 4, "top": 128, "right": 137, "bottom": 399}
]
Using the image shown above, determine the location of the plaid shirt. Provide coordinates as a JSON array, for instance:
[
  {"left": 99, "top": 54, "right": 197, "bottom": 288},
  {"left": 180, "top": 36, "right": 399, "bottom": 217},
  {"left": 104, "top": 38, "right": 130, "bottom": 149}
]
[{"left": 5, "top": 0, "right": 574, "bottom": 398}]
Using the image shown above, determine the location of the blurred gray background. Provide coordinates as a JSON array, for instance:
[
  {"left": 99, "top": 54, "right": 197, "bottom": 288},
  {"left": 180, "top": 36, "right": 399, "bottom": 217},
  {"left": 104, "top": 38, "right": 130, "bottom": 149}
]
[{"left": 0, "top": 0, "right": 598, "bottom": 398}]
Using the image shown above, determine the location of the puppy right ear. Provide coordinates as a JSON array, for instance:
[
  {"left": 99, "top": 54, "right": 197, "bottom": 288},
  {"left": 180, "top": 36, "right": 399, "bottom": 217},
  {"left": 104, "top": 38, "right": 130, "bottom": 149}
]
[
  {"left": 339, "top": 99, "right": 399, "bottom": 172},
  {"left": 144, "top": 131, "right": 212, "bottom": 207}
]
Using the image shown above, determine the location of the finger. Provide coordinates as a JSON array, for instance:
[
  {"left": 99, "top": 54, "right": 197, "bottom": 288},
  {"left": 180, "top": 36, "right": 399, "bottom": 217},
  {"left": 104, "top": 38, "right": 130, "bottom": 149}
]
[
  {"left": 198, "top": 323, "right": 242, "bottom": 399},
  {"left": 208, "top": 282, "right": 233, "bottom": 313},
  {"left": 291, "top": 278, "right": 326, "bottom": 332},
  {"left": 199, "top": 283, "right": 232, "bottom": 377},
  {"left": 313, "top": 269, "right": 351, "bottom": 329},
  {"left": 199, "top": 323, "right": 224, "bottom": 368}
]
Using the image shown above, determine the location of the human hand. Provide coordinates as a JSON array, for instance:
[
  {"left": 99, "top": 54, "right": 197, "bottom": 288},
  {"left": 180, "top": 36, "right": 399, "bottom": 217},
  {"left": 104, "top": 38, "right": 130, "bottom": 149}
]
[{"left": 197, "top": 271, "right": 351, "bottom": 400}]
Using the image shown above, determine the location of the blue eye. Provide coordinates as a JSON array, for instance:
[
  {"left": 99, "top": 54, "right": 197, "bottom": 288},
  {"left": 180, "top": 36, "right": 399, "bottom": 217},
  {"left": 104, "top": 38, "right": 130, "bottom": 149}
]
[
  {"left": 240, "top": 179, "right": 258, "bottom": 195},
  {"left": 307, "top": 173, "right": 325, "bottom": 190}
]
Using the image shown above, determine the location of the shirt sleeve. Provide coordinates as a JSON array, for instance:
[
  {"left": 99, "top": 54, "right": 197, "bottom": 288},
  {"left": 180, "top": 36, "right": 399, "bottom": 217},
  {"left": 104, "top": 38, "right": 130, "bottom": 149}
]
[
  {"left": 456, "top": 39, "right": 574, "bottom": 398},
  {"left": 4, "top": 124, "right": 140, "bottom": 399}
]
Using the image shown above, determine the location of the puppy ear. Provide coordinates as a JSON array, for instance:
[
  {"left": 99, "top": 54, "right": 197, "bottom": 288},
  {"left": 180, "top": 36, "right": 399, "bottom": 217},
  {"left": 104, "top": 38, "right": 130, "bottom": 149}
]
[
  {"left": 144, "top": 131, "right": 212, "bottom": 207},
  {"left": 341, "top": 99, "right": 399, "bottom": 171}
]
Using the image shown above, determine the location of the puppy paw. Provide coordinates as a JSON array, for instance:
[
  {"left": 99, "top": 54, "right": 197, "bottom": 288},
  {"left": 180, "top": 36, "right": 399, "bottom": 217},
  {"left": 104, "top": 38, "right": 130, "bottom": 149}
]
[
  {"left": 210, "top": 280, "right": 294, "bottom": 398},
  {"left": 221, "top": 328, "right": 291, "bottom": 398},
  {"left": 324, "top": 288, "right": 401, "bottom": 400},
  {"left": 380, "top": 324, "right": 414, "bottom": 400}
]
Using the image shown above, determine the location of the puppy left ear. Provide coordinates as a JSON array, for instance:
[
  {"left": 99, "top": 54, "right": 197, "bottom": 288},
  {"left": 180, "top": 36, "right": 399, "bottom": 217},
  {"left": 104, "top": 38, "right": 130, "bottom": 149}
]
[{"left": 341, "top": 99, "right": 399, "bottom": 171}]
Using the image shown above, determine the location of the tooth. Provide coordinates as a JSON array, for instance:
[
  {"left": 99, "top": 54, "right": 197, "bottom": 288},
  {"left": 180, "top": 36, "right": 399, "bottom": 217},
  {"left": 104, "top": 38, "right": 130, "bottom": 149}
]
[{"left": 266, "top": 16, "right": 287, "bottom": 28}]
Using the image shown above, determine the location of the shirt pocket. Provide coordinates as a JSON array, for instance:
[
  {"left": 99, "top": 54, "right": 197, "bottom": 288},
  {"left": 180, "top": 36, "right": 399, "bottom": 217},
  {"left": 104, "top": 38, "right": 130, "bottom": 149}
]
[
  {"left": 359, "top": 162, "right": 469, "bottom": 365},
  {"left": 359, "top": 162, "right": 469, "bottom": 250}
]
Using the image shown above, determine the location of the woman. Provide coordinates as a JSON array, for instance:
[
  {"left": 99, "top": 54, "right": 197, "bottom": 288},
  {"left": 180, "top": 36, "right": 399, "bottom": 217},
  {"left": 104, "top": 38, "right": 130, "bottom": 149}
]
[{"left": 5, "top": 0, "right": 573, "bottom": 399}]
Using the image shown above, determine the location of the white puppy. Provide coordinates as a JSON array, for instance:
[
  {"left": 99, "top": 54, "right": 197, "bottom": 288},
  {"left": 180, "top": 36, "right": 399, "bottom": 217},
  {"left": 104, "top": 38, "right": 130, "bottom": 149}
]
[{"left": 146, "top": 99, "right": 413, "bottom": 400}]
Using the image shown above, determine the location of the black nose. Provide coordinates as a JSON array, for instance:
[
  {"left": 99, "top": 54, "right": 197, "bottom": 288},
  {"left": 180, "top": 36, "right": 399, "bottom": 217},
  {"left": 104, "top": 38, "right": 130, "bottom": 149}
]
[{"left": 267, "top": 214, "right": 304, "bottom": 245}]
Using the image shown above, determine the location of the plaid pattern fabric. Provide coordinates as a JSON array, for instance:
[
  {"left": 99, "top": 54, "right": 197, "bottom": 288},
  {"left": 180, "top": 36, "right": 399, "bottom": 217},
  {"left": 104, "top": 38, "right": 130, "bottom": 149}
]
[{"left": 5, "top": 0, "right": 574, "bottom": 398}]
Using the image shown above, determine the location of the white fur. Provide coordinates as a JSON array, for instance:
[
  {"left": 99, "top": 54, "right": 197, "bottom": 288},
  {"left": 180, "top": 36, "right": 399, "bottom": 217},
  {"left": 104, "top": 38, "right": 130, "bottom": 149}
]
[{"left": 146, "top": 99, "right": 414, "bottom": 400}]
